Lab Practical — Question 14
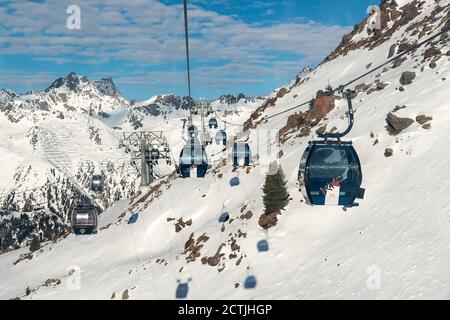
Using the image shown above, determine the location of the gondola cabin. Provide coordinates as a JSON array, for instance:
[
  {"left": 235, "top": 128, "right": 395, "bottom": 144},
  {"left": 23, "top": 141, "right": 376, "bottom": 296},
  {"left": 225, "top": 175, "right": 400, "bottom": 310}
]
[
  {"left": 191, "top": 105, "right": 199, "bottom": 115},
  {"left": 90, "top": 175, "right": 104, "bottom": 192},
  {"left": 298, "top": 141, "right": 364, "bottom": 206},
  {"left": 187, "top": 125, "right": 198, "bottom": 137},
  {"left": 232, "top": 142, "right": 251, "bottom": 167},
  {"left": 146, "top": 148, "right": 160, "bottom": 164},
  {"left": 150, "top": 148, "right": 160, "bottom": 160},
  {"left": 71, "top": 202, "right": 98, "bottom": 235},
  {"left": 215, "top": 130, "right": 227, "bottom": 146},
  {"left": 208, "top": 118, "right": 218, "bottom": 129},
  {"left": 179, "top": 138, "right": 208, "bottom": 178},
  {"left": 204, "top": 132, "right": 213, "bottom": 145}
]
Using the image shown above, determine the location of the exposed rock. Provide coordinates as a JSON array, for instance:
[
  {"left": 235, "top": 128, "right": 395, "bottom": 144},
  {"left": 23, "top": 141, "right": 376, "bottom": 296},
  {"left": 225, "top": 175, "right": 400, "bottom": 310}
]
[
  {"left": 93, "top": 77, "right": 123, "bottom": 98},
  {"left": 393, "top": 57, "right": 406, "bottom": 68},
  {"left": 174, "top": 218, "right": 192, "bottom": 233},
  {"left": 184, "top": 233, "right": 195, "bottom": 250},
  {"left": 43, "top": 278, "right": 61, "bottom": 287},
  {"left": 393, "top": 105, "right": 407, "bottom": 112},
  {"left": 424, "top": 46, "right": 441, "bottom": 59},
  {"left": 384, "top": 148, "right": 394, "bottom": 157},
  {"left": 278, "top": 112, "right": 306, "bottom": 138},
  {"left": 230, "top": 239, "right": 240, "bottom": 252},
  {"left": 258, "top": 212, "right": 278, "bottom": 230},
  {"left": 376, "top": 82, "right": 388, "bottom": 90},
  {"left": 355, "top": 83, "right": 370, "bottom": 93},
  {"left": 244, "top": 96, "right": 278, "bottom": 130},
  {"left": 323, "top": 1, "right": 419, "bottom": 63},
  {"left": 398, "top": 41, "right": 415, "bottom": 53},
  {"left": 122, "top": 289, "right": 129, "bottom": 300},
  {"left": 315, "top": 125, "right": 327, "bottom": 135},
  {"left": 13, "top": 252, "right": 33, "bottom": 265},
  {"left": 184, "top": 232, "right": 209, "bottom": 263},
  {"left": 240, "top": 211, "right": 253, "bottom": 220},
  {"left": 399, "top": 71, "right": 416, "bottom": 85},
  {"left": 416, "top": 115, "right": 433, "bottom": 125},
  {"left": 218, "top": 93, "right": 252, "bottom": 105},
  {"left": 309, "top": 91, "right": 335, "bottom": 122},
  {"left": 276, "top": 87, "right": 288, "bottom": 99},
  {"left": 388, "top": 44, "right": 397, "bottom": 58},
  {"left": 368, "top": 81, "right": 389, "bottom": 94},
  {"left": 299, "top": 127, "right": 311, "bottom": 137},
  {"left": 278, "top": 89, "right": 335, "bottom": 142},
  {"left": 386, "top": 112, "right": 414, "bottom": 135},
  {"left": 201, "top": 244, "right": 225, "bottom": 267}
]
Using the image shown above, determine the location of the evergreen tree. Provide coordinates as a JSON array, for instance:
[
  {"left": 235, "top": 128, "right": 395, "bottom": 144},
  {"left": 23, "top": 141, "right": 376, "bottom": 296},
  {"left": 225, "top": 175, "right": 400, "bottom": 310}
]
[
  {"left": 29, "top": 235, "right": 40, "bottom": 252},
  {"left": 262, "top": 162, "right": 290, "bottom": 214}
]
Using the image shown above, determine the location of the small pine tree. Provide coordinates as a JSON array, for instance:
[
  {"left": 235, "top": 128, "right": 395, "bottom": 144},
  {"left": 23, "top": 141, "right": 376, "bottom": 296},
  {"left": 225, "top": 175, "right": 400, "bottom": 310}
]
[
  {"left": 262, "top": 162, "right": 290, "bottom": 214},
  {"left": 29, "top": 235, "right": 40, "bottom": 252}
]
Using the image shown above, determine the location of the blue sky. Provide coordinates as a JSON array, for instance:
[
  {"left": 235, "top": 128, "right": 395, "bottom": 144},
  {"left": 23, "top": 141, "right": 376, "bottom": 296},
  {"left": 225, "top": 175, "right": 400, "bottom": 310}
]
[{"left": 0, "top": 0, "right": 375, "bottom": 100}]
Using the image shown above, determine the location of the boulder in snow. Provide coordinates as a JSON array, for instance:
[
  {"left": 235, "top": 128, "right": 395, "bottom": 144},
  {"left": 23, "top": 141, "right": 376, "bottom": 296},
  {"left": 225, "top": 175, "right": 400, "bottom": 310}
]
[
  {"left": 384, "top": 148, "right": 394, "bottom": 158},
  {"left": 399, "top": 71, "right": 416, "bottom": 85},
  {"left": 386, "top": 112, "right": 414, "bottom": 135},
  {"left": 258, "top": 212, "right": 278, "bottom": 230}
]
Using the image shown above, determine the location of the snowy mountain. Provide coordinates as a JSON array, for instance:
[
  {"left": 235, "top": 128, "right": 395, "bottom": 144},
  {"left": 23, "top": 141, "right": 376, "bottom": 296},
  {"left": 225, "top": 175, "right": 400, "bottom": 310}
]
[
  {"left": 0, "top": 73, "right": 263, "bottom": 254},
  {"left": 0, "top": 73, "right": 136, "bottom": 253},
  {"left": 1, "top": 0, "right": 450, "bottom": 300},
  {"left": 93, "top": 77, "right": 125, "bottom": 100},
  {"left": 116, "top": 93, "right": 264, "bottom": 131}
]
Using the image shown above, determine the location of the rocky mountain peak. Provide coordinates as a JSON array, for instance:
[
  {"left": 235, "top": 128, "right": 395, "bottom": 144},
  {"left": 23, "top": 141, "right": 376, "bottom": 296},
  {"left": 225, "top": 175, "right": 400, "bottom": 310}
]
[
  {"left": 297, "top": 66, "right": 313, "bottom": 78},
  {"left": 93, "top": 77, "right": 124, "bottom": 99},
  {"left": 45, "top": 72, "right": 89, "bottom": 93},
  {"left": 153, "top": 94, "right": 182, "bottom": 107},
  {"left": 219, "top": 93, "right": 249, "bottom": 105},
  {"left": 0, "top": 88, "right": 18, "bottom": 103}
]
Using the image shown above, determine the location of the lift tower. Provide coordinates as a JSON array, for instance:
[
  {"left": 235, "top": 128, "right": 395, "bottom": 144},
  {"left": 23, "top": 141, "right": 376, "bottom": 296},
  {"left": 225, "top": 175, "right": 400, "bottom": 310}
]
[{"left": 120, "top": 131, "right": 171, "bottom": 189}]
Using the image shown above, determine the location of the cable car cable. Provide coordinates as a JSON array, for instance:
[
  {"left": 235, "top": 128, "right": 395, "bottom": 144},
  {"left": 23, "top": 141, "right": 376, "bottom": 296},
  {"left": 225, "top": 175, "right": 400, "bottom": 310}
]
[
  {"left": 215, "top": 111, "right": 247, "bottom": 128},
  {"left": 339, "top": 25, "right": 450, "bottom": 90},
  {"left": 183, "top": 0, "right": 193, "bottom": 123},
  {"left": 256, "top": 26, "right": 450, "bottom": 123}
]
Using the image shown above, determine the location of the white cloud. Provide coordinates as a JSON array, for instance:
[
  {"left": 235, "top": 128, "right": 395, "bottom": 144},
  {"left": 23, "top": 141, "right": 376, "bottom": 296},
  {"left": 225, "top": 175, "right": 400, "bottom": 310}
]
[{"left": 0, "top": 0, "right": 351, "bottom": 93}]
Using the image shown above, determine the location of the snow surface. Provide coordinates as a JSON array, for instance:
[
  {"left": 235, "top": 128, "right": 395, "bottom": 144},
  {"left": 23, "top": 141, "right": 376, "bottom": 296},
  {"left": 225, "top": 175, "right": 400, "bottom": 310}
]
[{"left": 1, "top": 0, "right": 450, "bottom": 300}]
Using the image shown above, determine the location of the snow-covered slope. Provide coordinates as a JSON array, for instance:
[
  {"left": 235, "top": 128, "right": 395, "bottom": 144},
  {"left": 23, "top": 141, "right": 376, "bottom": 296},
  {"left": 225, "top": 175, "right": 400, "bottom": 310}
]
[
  {"left": 0, "top": 73, "right": 138, "bottom": 251},
  {"left": 0, "top": 72, "right": 263, "bottom": 253},
  {"left": 1, "top": 0, "right": 450, "bottom": 300}
]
